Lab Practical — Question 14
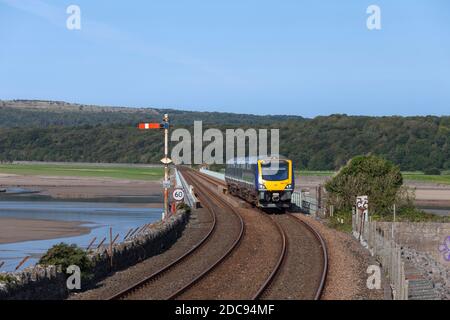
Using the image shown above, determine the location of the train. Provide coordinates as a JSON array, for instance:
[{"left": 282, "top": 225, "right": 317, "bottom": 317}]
[{"left": 225, "top": 156, "right": 294, "bottom": 209}]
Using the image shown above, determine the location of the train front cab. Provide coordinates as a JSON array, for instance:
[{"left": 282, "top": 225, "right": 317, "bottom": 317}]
[{"left": 256, "top": 159, "right": 294, "bottom": 209}]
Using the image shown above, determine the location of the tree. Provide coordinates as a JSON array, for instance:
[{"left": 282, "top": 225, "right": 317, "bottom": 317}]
[
  {"left": 325, "top": 155, "right": 403, "bottom": 215},
  {"left": 39, "top": 243, "right": 94, "bottom": 281}
]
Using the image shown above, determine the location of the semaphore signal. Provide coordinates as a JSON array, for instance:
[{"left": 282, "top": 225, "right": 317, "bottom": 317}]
[
  {"left": 138, "top": 115, "right": 171, "bottom": 220},
  {"left": 138, "top": 122, "right": 169, "bottom": 130}
]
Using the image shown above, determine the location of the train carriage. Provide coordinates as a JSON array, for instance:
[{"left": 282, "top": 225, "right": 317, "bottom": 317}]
[{"left": 225, "top": 156, "right": 294, "bottom": 209}]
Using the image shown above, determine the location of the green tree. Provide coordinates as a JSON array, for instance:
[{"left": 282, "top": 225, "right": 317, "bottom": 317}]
[
  {"left": 325, "top": 155, "right": 403, "bottom": 215},
  {"left": 39, "top": 243, "right": 94, "bottom": 282}
]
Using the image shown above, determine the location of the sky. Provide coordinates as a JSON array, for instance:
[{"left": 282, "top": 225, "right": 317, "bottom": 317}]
[{"left": 1, "top": 0, "right": 449, "bottom": 117}]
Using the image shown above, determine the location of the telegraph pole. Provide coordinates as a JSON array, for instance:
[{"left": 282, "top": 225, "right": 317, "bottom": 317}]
[{"left": 138, "top": 114, "right": 172, "bottom": 220}]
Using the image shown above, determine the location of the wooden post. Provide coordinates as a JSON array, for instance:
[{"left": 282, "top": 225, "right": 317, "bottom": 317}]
[
  {"left": 109, "top": 227, "right": 113, "bottom": 268},
  {"left": 392, "top": 203, "right": 396, "bottom": 241},
  {"left": 97, "top": 237, "right": 106, "bottom": 249},
  {"left": 86, "top": 237, "right": 97, "bottom": 251},
  {"left": 15, "top": 256, "right": 30, "bottom": 271},
  {"left": 127, "top": 227, "right": 140, "bottom": 239},
  {"left": 0, "top": 261, "right": 4, "bottom": 269},
  {"left": 138, "top": 224, "right": 149, "bottom": 234},
  {"left": 123, "top": 228, "right": 133, "bottom": 240},
  {"left": 111, "top": 233, "right": 120, "bottom": 246}
]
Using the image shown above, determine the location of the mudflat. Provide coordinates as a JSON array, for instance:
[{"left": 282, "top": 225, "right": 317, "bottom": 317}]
[
  {"left": 0, "top": 217, "right": 91, "bottom": 244},
  {"left": 0, "top": 173, "right": 163, "bottom": 199},
  {"left": 0, "top": 174, "right": 163, "bottom": 245}
]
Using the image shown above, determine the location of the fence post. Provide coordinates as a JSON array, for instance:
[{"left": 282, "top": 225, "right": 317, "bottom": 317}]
[
  {"left": 86, "top": 237, "right": 97, "bottom": 251},
  {"left": 404, "top": 278, "right": 409, "bottom": 300},
  {"left": 397, "top": 248, "right": 402, "bottom": 299},
  {"left": 109, "top": 227, "right": 113, "bottom": 268},
  {"left": 123, "top": 228, "right": 133, "bottom": 240},
  {"left": 97, "top": 237, "right": 106, "bottom": 249},
  {"left": 15, "top": 256, "right": 30, "bottom": 271}
]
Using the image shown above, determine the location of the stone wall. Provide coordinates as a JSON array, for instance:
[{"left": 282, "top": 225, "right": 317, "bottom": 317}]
[
  {"left": 377, "top": 222, "right": 450, "bottom": 264},
  {"left": 0, "top": 209, "right": 190, "bottom": 300},
  {"left": 377, "top": 221, "right": 449, "bottom": 299}
]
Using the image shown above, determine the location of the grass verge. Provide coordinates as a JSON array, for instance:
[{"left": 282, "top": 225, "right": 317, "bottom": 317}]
[
  {"left": 296, "top": 170, "right": 450, "bottom": 185},
  {"left": 0, "top": 163, "right": 163, "bottom": 181},
  {"left": 403, "top": 172, "right": 450, "bottom": 185}
]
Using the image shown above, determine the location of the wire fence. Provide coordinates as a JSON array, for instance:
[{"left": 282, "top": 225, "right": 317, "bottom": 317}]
[
  {"left": 0, "top": 223, "right": 152, "bottom": 273},
  {"left": 292, "top": 190, "right": 319, "bottom": 214},
  {"left": 353, "top": 210, "right": 409, "bottom": 300}
]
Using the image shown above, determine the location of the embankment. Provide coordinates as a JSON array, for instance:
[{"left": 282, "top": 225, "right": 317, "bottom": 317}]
[{"left": 0, "top": 208, "right": 190, "bottom": 300}]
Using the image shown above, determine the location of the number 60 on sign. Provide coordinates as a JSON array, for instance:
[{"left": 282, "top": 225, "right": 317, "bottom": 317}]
[{"left": 172, "top": 188, "right": 185, "bottom": 201}]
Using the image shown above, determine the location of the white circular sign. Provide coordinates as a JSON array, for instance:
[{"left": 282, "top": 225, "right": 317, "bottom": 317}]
[{"left": 172, "top": 188, "right": 185, "bottom": 201}]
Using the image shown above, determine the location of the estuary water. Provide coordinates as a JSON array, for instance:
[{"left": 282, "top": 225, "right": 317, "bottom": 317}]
[{"left": 0, "top": 201, "right": 162, "bottom": 272}]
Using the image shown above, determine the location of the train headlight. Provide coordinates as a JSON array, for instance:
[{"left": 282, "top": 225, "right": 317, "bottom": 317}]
[
  {"left": 259, "top": 184, "right": 266, "bottom": 190},
  {"left": 285, "top": 184, "right": 292, "bottom": 190}
]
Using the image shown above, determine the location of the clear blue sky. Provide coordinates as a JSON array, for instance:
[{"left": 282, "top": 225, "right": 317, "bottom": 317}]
[{"left": 1, "top": 0, "right": 449, "bottom": 117}]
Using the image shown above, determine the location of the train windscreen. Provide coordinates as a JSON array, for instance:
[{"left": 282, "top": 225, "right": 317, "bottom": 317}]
[{"left": 261, "top": 161, "right": 289, "bottom": 181}]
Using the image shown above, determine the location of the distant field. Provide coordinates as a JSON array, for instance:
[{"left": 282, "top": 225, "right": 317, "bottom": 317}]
[
  {"left": 403, "top": 172, "right": 450, "bottom": 185},
  {"left": 296, "top": 170, "right": 450, "bottom": 185},
  {"left": 296, "top": 170, "right": 335, "bottom": 176},
  {"left": 0, "top": 164, "right": 163, "bottom": 181}
]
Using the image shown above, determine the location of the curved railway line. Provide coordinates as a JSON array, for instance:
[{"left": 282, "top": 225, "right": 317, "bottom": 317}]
[
  {"left": 195, "top": 169, "right": 328, "bottom": 300},
  {"left": 166, "top": 170, "right": 245, "bottom": 299},
  {"left": 107, "top": 169, "right": 244, "bottom": 300},
  {"left": 107, "top": 167, "right": 327, "bottom": 300},
  {"left": 254, "top": 214, "right": 327, "bottom": 300}
]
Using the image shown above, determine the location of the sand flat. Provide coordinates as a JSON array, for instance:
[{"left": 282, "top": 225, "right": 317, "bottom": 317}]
[
  {"left": 0, "top": 217, "right": 91, "bottom": 244},
  {"left": 0, "top": 174, "right": 162, "bottom": 199}
]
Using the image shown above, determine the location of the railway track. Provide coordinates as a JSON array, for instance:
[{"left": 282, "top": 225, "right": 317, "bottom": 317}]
[
  {"left": 254, "top": 214, "right": 327, "bottom": 300},
  {"left": 108, "top": 168, "right": 327, "bottom": 300},
  {"left": 107, "top": 168, "right": 244, "bottom": 300},
  {"left": 166, "top": 170, "right": 245, "bottom": 299},
  {"left": 194, "top": 169, "right": 328, "bottom": 300}
]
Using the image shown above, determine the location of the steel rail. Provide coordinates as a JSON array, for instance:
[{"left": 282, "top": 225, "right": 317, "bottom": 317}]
[
  {"left": 196, "top": 169, "right": 227, "bottom": 187},
  {"left": 287, "top": 214, "right": 328, "bottom": 300},
  {"left": 252, "top": 214, "right": 328, "bottom": 300},
  {"left": 194, "top": 169, "right": 328, "bottom": 300},
  {"left": 251, "top": 214, "right": 287, "bottom": 299},
  {"left": 166, "top": 169, "right": 245, "bottom": 299},
  {"left": 106, "top": 172, "right": 217, "bottom": 300}
]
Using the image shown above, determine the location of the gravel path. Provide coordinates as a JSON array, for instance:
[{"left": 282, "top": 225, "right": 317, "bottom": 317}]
[{"left": 293, "top": 214, "right": 385, "bottom": 300}]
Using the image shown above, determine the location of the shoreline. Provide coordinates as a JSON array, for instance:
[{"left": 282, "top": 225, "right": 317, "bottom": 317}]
[
  {"left": 0, "top": 174, "right": 164, "bottom": 246},
  {"left": 0, "top": 217, "right": 91, "bottom": 245},
  {"left": 0, "top": 173, "right": 164, "bottom": 200}
]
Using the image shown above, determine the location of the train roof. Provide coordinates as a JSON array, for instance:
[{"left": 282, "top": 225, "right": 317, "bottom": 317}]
[{"left": 226, "top": 155, "right": 288, "bottom": 164}]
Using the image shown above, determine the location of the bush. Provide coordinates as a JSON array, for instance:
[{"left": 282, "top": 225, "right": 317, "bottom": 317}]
[
  {"left": 38, "top": 243, "right": 94, "bottom": 281},
  {"left": 423, "top": 168, "right": 441, "bottom": 175},
  {"left": 0, "top": 274, "right": 17, "bottom": 285},
  {"left": 176, "top": 202, "right": 191, "bottom": 213},
  {"left": 325, "top": 155, "right": 403, "bottom": 215}
]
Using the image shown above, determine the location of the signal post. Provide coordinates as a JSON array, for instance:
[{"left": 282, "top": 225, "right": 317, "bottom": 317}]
[{"left": 138, "top": 114, "right": 172, "bottom": 219}]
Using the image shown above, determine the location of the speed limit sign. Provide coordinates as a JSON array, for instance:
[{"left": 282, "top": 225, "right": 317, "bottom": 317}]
[{"left": 172, "top": 188, "right": 185, "bottom": 201}]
